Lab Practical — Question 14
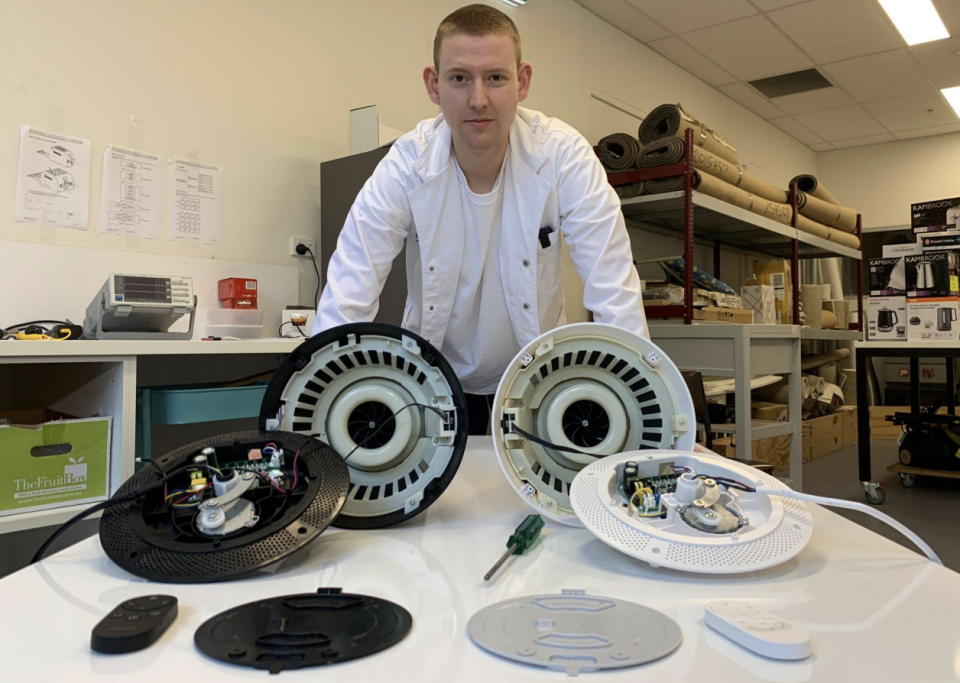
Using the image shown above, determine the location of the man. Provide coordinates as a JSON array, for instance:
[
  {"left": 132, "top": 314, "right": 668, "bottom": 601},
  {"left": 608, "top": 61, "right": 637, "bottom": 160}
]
[{"left": 316, "top": 4, "right": 644, "bottom": 433}]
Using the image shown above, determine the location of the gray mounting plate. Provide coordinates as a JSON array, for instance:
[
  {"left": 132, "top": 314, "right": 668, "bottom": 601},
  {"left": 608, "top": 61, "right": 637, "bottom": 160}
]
[{"left": 467, "top": 590, "right": 682, "bottom": 676}]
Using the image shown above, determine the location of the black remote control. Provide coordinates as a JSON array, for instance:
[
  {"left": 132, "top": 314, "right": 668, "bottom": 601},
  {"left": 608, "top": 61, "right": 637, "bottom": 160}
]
[{"left": 91, "top": 595, "right": 178, "bottom": 654}]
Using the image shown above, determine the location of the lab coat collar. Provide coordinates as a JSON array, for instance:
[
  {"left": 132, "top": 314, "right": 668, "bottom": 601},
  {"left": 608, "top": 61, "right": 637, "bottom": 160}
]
[{"left": 414, "top": 107, "right": 549, "bottom": 181}]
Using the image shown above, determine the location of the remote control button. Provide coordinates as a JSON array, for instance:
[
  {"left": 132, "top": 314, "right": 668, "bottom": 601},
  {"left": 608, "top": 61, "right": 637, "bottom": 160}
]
[
  {"left": 110, "top": 612, "right": 125, "bottom": 619},
  {"left": 124, "top": 597, "right": 174, "bottom": 611},
  {"left": 149, "top": 611, "right": 163, "bottom": 618},
  {"left": 126, "top": 615, "right": 141, "bottom": 622}
]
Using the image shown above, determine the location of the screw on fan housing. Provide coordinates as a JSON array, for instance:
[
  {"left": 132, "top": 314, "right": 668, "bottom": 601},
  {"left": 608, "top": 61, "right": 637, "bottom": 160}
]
[
  {"left": 561, "top": 400, "right": 610, "bottom": 448},
  {"left": 347, "top": 401, "right": 396, "bottom": 449}
]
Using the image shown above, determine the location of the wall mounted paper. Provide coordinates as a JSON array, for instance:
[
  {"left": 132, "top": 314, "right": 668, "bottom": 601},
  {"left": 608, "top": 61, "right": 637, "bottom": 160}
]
[
  {"left": 99, "top": 146, "right": 163, "bottom": 239},
  {"left": 14, "top": 126, "right": 91, "bottom": 230},
  {"left": 167, "top": 158, "right": 223, "bottom": 244}
]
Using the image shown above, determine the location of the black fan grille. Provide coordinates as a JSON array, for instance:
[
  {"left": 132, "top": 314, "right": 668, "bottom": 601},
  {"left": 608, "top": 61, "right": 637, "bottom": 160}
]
[
  {"left": 562, "top": 400, "right": 610, "bottom": 448},
  {"left": 347, "top": 401, "right": 396, "bottom": 449}
]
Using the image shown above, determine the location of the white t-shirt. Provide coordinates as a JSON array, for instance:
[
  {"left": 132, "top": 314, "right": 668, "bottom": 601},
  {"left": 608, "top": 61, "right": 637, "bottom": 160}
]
[{"left": 440, "top": 152, "right": 521, "bottom": 395}]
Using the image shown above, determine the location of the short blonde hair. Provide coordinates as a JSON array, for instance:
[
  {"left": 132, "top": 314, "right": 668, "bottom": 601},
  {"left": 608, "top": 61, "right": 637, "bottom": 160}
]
[{"left": 433, "top": 4, "right": 522, "bottom": 71}]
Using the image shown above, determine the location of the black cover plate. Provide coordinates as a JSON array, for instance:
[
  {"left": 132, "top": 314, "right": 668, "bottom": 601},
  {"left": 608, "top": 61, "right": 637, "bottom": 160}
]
[
  {"left": 259, "top": 322, "right": 468, "bottom": 530},
  {"left": 99, "top": 431, "right": 349, "bottom": 583},
  {"left": 194, "top": 588, "right": 412, "bottom": 673}
]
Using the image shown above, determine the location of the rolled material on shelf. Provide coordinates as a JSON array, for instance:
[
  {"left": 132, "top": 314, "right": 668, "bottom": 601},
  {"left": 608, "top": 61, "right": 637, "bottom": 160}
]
[
  {"left": 801, "top": 348, "right": 850, "bottom": 372},
  {"left": 802, "top": 373, "right": 827, "bottom": 399},
  {"left": 613, "top": 182, "right": 643, "bottom": 199},
  {"left": 639, "top": 103, "right": 738, "bottom": 164},
  {"left": 821, "top": 309, "right": 838, "bottom": 330},
  {"left": 797, "top": 191, "right": 857, "bottom": 234},
  {"left": 801, "top": 285, "right": 823, "bottom": 329},
  {"left": 638, "top": 138, "right": 786, "bottom": 204},
  {"left": 598, "top": 133, "right": 641, "bottom": 171},
  {"left": 790, "top": 174, "right": 840, "bottom": 207},
  {"left": 756, "top": 376, "right": 810, "bottom": 404},
  {"left": 796, "top": 214, "right": 861, "bottom": 250}
]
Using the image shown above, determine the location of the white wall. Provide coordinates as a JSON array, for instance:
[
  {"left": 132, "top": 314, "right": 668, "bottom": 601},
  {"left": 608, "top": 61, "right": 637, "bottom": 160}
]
[
  {"left": 1, "top": 0, "right": 817, "bottom": 322},
  {"left": 818, "top": 133, "right": 960, "bottom": 229}
]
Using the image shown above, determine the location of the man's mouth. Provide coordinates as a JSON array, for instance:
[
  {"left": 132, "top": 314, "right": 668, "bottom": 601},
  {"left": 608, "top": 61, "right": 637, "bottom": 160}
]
[{"left": 466, "top": 119, "right": 493, "bottom": 127}]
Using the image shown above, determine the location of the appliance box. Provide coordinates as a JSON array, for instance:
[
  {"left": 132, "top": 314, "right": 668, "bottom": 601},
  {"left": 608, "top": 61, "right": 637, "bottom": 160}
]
[
  {"left": 911, "top": 197, "right": 960, "bottom": 231},
  {"left": 906, "top": 298, "right": 960, "bottom": 342},
  {"left": 919, "top": 232, "right": 960, "bottom": 252},
  {"left": 868, "top": 257, "right": 906, "bottom": 296},
  {"left": 882, "top": 242, "right": 923, "bottom": 258},
  {"left": 904, "top": 252, "right": 960, "bottom": 298},
  {"left": 868, "top": 296, "right": 906, "bottom": 341}
]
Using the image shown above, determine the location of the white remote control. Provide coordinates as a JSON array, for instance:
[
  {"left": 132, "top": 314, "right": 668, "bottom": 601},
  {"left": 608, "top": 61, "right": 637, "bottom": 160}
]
[{"left": 704, "top": 601, "right": 811, "bottom": 660}]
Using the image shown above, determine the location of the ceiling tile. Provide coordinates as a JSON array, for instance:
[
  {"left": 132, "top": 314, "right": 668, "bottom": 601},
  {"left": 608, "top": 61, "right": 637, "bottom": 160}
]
[
  {"left": 683, "top": 15, "right": 812, "bottom": 81},
  {"left": 649, "top": 37, "right": 738, "bottom": 86},
  {"left": 719, "top": 82, "right": 787, "bottom": 118},
  {"left": 830, "top": 133, "right": 896, "bottom": 149},
  {"left": 751, "top": 0, "right": 810, "bottom": 9},
  {"left": 932, "top": 0, "right": 960, "bottom": 37},
  {"left": 794, "top": 104, "right": 887, "bottom": 139},
  {"left": 768, "top": 0, "right": 903, "bottom": 64},
  {"left": 577, "top": 0, "right": 671, "bottom": 42},
  {"left": 894, "top": 123, "right": 960, "bottom": 140},
  {"left": 810, "top": 142, "right": 836, "bottom": 152},
  {"left": 773, "top": 86, "right": 855, "bottom": 114},
  {"left": 864, "top": 91, "right": 959, "bottom": 131},
  {"left": 625, "top": 0, "right": 756, "bottom": 34},
  {"left": 911, "top": 36, "right": 960, "bottom": 90},
  {"left": 769, "top": 116, "right": 825, "bottom": 144},
  {"left": 825, "top": 49, "right": 932, "bottom": 103}
]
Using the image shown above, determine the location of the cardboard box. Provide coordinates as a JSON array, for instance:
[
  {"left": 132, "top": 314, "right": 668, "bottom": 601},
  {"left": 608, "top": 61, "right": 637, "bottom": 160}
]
[
  {"left": 905, "top": 252, "right": 960, "bottom": 298},
  {"left": 713, "top": 435, "right": 791, "bottom": 474},
  {"left": 882, "top": 242, "right": 923, "bottom": 258},
  {"left": 869, "top": 257, "right": 906, "bottom": 296},
  {"left": 694, "top": 307, "right": 754, "bottom": 324},
  {"left": 911, "top": 197, "right": 960, "bottom": 232},
  {"left": 218, "top": 278, "right": 258, "bottom": 301},
  {"left": 742, "top": 282, "right": 776, "bottom": 325},
  {"left": 801, "top": 413, "right": 843, "bottom": 463},
  {"left": 839, "top": 407, "right": 858, "bottom": 449},
  {"left": 751, "top": 401, "right": 788, "bottom": 422},
  {"left": 919, "top": 232, "right": 960, "bottom": 252},
  {"left": 753, "top": 260, "right": 793, "bottom": 324},
  {"left": 221, "top": 298, "right": 257, "bottom": 309},
  {"left": 868, "top": 296, "right": 907, "bottom": 341},
  {"left": 0, "top": 414, "right": 111, "bottom": 517},
  {"left": 906, "top": 298, "right": 960, "bottom": 342}
]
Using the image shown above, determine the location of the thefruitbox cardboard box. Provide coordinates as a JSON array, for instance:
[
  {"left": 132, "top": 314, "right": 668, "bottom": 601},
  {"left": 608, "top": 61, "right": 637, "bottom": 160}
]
[{"left": 0, "top": 410, "right": 111, "bottom": 517}]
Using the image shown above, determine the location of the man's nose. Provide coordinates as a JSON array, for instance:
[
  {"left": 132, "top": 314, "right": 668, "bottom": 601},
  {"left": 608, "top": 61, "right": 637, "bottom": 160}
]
[{"left": 469, "top": 83, "right": 488, "bottom": 110}]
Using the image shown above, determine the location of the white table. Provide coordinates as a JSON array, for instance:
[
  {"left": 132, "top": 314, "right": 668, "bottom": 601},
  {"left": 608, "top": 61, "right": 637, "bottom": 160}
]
[
  {"left": 0, "top": 339, "right": 301, "bottom": 533},
  {"left": 3, "top": 438, "right": 958, "bottom": 682}
]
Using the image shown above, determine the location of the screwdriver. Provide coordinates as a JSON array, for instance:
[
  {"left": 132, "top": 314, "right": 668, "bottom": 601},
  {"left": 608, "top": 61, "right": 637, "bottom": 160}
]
[{"left": 484, "top": 514, "right": 545, "bottom": 581}]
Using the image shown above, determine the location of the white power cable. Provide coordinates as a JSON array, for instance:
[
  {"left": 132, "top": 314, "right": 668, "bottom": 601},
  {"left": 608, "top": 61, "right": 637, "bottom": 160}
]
[{"left": 755, "top": 487, "right": 942, "bottom": 565}]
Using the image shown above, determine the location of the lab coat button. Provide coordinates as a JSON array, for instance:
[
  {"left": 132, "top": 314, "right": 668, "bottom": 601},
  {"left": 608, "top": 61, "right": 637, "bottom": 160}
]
[
  {"left": 429, "top": 305, "right": 435, "bottom": 311},
  {"left": 522, "top": 259, "right": 530, "bottom": 267},
  {"left": 428, "top": 266, "right": 435, "bottom": 273},
  {"left": 523, "top": 303, "right": 531, "bottom": 310}
]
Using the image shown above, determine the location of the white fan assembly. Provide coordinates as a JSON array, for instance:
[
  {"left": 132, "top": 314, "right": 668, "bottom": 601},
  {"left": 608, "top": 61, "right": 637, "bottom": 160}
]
[
  {"left": 492, "top": 323, "right": 696, "bottom": 526},
  {"left": 571, "top": 451, "right": 814, "bottom": 574}
]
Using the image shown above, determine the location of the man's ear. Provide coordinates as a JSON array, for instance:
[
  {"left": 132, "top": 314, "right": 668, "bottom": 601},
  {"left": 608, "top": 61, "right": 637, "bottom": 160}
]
[
  {"left": 423, "top": 65, "right": 441, "bottom": 106},
  {"left": 517, "top": 62, "right": 533, "bottom": 103}
]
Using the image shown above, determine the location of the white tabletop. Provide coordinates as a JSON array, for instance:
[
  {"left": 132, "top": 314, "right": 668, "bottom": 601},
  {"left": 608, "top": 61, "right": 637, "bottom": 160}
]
[
  {"left": 856, "top": 340, "right": 960, "bottom": 351},
  {"left": 0, "top": 338, "right": 301, "bottom": 358},
  {"left": 3, "top": 438, "right": 958, "bottom": 682}
]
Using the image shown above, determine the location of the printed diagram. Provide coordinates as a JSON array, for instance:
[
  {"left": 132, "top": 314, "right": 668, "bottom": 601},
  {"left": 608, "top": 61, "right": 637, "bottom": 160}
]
[
  {"left": 28, "top": 167, "right": 75, "bottom": 193},
  {"left": 37, "top": 144, "right": 74, "bottom": 167},
  {"left": 176, "top": 198, "right": 202, "bottom": 235},
  {"left": 107, "top": 199, "right": 141, "bottom": 227}
]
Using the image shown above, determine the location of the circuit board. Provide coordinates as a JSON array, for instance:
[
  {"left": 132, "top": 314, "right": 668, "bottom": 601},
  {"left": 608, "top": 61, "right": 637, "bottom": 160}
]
[{"left": 618, "top": 462, "right": 677, "bottom": 516}]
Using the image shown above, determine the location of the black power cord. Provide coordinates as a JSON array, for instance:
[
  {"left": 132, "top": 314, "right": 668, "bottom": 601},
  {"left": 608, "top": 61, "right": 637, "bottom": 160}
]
[
  {"left": 344, "top": 403, "right": 450, "bottom": 463},
  {"left": 278, "top": 320, "right": 307, "bottom": 338},
  {"left": 295, "top": 244, "right": 321, "bottom": 310}
]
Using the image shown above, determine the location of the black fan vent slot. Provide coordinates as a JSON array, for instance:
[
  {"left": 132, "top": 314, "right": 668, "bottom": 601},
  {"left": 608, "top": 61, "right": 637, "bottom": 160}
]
[
  {"left": 353, "top": 351, "right": 368, "bottom": 366},
  {"left": 383, "top": 351, "right": 392, "bottom": 366},
  {"left": 641, "top": 405, "right": 661, "bottom": 416},
  {"left": 292, "top": 422, "right": 312, "bottom": 431},
  {"left": 599, "top": 354, "right": 614, "bottom": 369},
  {"left": 565, "top": 481, "right": 571, "bottom": 495},
  {"left": 369, "top": 485, "right": 380, "bottom": 501},
  {"left": 643, "top": 418, "right": 663, "bottom": 428},
  {"left": 642, "top": 432, "right": 663, "bottom": 443},
  {"left": 416, "top": 372, "right": 427, "bottom": 386},
  {"left": 630, "top": 378, "right": 650, "bottom": 393},
  {"left": 293, "top": 407, "right": 313, "bottom": 418},
  {"left": 313, "top": 369, "right": 333, "bottom": 384},
  {"left": 406, "top": 363, "right": 417, "bottom": 378},
  {"left": 325, "top": 361, "right": 343, "bottom": 377},
  {"left": 339, "top": 355, "right": 356, "bottom": 370},
  {"left": 636, "top": 391, "right": 656, "bottom": 404},
  {"left": 551, "top": 357, "right": 560, "bottom": 372},
  {"left": 370, "top": 350, "right": 380, "bottom": 364},
  {"left": 532, "top": 462, "right": 542, "bottom": 474},
  {"left": 539, "top": 364, "right": 549, "bottom": 379},
  {"left": 587, "top": 350, "right": 601, "bottom": 366},
  {"left": 563, "top": 352, "right": 572, "bottom": 367},
  {"left": 621, "top": 368, "right": 639, "bottom": 383},
  {"left": 541, "top": 470, "right": 552, "bottom": 485},
  {"left": 304, "top": 381, "right": 325, "bottom": 395},
  {"left": 384, "top": 483, "right": 394, "bottom": 498},
  {"left": 353, "top": 485, "right": 368, "bottom": 501},
  {"left": 395, "top": 355, "right": 405, "bottom": 371},
  {"left": 409, "top": 469, "right": 420, "bottom": 484},
  {"left": 575, "top": 350, "right": 587, "bottom": 365},
  {"left": 397, "top": 478, "right": 408, "bottom": 492},
  {"left": 298, "top": 394, "right": 319, "bottom": 406},
  {"left": 611, "top": 359, "right": 627, "bottom": 375},
  {"left": 553, "top": 478, "right": 563, "bottom": 493}
]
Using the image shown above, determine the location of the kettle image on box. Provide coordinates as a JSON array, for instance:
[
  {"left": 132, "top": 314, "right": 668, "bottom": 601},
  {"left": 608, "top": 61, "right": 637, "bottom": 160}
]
[
  {"left": 916, "top": 261, "right": 935, "bottom": 290},
  {"left": 937, "top": 307, "right": 957, "bottom": 331},
  {"left": 877, "top": 307, "right": 898, "bottom": 332}
]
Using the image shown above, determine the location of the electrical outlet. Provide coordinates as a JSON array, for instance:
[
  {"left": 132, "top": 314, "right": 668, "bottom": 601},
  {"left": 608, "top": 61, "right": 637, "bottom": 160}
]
[{"left": 290, "top": 237, "right": 316, "bottom": 257}]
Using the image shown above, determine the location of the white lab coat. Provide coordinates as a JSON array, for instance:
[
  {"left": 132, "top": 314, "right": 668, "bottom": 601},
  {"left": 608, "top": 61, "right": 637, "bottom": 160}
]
[{"left": 315, "top": 107, "right": 646, "bottom": 350}]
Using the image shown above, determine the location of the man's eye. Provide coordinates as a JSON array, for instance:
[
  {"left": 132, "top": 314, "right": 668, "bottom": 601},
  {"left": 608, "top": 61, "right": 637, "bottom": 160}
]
[
  {"left": 490, "top": 75, "right": 505, "bottom": 82},
  {"left": 452, "top": 75, "right": 466, "bottom": 83}
]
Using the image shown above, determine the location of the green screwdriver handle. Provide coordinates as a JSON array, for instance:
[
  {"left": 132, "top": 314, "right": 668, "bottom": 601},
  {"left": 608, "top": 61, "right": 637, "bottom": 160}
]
[{"left": 508, "top": 514, "right": 544, "bottom": 555}]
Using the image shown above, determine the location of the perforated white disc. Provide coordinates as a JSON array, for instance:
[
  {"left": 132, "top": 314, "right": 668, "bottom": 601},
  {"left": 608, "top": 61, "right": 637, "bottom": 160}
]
[
  {"left": 492, "top": 323, "right": 696, "bottom": 526},
  {"left": 571, "top": 451, "right": 814, "bottom": 574}
]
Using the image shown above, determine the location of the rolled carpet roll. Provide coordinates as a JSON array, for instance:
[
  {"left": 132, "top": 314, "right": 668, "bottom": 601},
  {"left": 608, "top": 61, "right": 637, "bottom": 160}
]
[
  {"left": 797, "top": 191, "right": 857, "bottom": 234},
  {"left": 640, "top": 103, "right": 738, "bottom": 165},
  {"left": 790, "top": 174, "right": 840, "bottom": 207},
  {"left": 638, "top": 138, "right": 787, "bottom": 204},
  {"left": 796, "top": 214, "right": 861, "bottom": 250},
  {"left": 599, "top": 132, "right": 643, "bottom": 199},
  {"left": 598, "top": 133, "right": 641, "bottom": 171}
]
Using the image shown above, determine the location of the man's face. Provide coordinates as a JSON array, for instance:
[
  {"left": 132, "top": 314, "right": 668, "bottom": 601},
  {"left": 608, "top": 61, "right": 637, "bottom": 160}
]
[{"left": 424, "top": 33, "right": 532, "bottom": 155}]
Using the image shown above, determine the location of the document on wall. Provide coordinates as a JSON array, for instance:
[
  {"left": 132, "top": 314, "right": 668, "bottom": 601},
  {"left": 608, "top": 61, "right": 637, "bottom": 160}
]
[
  {"left": 167, "top": 158, "right": 223, "bottom": 244},
  {"left": 14, "top": 126, "right": 92, "bottom": 230},
  {"left": 98, "top": 146, "right": 163, "bottom": 239}
]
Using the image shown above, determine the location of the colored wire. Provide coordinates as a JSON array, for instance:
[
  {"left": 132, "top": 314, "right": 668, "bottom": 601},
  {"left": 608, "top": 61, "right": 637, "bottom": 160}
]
[{"left": 286, "top": 448, "right": 301, "bottom": 492}]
